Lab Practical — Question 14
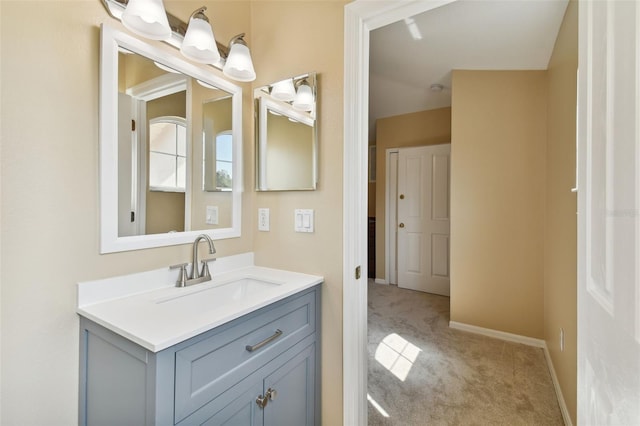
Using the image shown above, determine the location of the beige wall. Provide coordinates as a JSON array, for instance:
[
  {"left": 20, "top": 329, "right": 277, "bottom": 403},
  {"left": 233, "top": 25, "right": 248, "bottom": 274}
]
[
  {"left": 544, "top": 0, "right": 578, "bottom": 422},
  {"left": 0, "top": 1, "right": 253, "bottom": 424},
  {"left": 265, "top": 114, "right": 314, "bottom": 190},
  {"left": 374, "top": 107, "right": 451, "bottom": 280},
  {"left": 450, "top": 71, "right": 546, "bottom": 338},
  {"left": 250, "top": 2, "right": 346, "bottom": 424},
  {"left": 1, "top": 1, "right": 345, "bottom": 424}
]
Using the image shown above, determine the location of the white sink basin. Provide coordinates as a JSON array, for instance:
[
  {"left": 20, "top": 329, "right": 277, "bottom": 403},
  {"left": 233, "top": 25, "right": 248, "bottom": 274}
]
[
  {"left": 77, "top": 259, "right": 323, "bottom": 352},
  {"left": 155, "top": 277, "right": 283, "bottom": 305}
]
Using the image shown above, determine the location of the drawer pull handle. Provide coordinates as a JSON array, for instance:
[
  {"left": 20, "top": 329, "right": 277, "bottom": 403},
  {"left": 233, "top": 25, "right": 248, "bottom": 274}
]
[{"left": 246, "top": 329, "right": 283, "bottom": 352}]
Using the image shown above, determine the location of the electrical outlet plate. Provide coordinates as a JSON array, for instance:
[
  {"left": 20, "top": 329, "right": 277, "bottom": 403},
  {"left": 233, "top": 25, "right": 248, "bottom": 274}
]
[
  {"left": 206, "top": 206, "right": 219, "bottom": 225},
  {"left": 258, "top": 208, "right": 270, "bottom": 231}
]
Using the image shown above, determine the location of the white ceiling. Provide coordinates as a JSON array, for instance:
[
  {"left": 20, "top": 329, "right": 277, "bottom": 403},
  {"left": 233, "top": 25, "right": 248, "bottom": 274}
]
[{"left": 369, "top": 0, "right": 569, "bottom": 139}]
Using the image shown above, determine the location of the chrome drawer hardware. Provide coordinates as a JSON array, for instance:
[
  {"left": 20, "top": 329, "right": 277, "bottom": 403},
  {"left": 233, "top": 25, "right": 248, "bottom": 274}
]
[
  {"left": 245, "top": 329, "right": 283, "bottom": 352},
  {"left": 256, "top": 388, "right": 277, "bottom": 408}
]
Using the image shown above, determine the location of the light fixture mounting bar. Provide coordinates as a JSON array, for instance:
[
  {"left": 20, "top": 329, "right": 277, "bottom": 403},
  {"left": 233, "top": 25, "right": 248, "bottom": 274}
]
[{"left": 100, "top": 0, "right": 230, "bottom": 57}]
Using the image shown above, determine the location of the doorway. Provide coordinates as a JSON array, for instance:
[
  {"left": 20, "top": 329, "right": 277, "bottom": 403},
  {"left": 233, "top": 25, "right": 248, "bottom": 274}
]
[
  {"left": 343, "top": 2, "right": 458, "bottom": 424},
  {"left": 386, "top": 144, "right": 451, "bottom": 296}
]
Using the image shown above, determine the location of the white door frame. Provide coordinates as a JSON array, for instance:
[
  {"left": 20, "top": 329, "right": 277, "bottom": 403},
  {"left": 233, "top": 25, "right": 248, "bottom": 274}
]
[
  {"left": 343, "top": 1, "right": 457, "bottom": 424},
  {"left": 385, "top": 149, "right": 399, "bottom": 285}
]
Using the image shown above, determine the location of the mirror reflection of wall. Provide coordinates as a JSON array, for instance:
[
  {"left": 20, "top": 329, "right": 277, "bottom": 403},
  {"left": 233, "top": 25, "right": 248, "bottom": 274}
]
[
  {"left": 265, "top": 112, "right": 314, "bottom": 189},
  {"left": 255, "top": 72, "right": 318, "bottom": 191},
  {"left": 116, "top": 50, "right": 235, "bottom": 237}
]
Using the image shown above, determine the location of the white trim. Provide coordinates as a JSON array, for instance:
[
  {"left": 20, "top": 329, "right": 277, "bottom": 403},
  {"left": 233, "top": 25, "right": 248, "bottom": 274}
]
[
  {"left": 127, "top": 73, "right": 188, "bottom": 102},
  {"left": 343, "top": 2, "right": 457, "bottom": 425},
  {"left": 448, "top": 321, "right": 572, "bottom": 425},
  {"left": 99, "top": 25, "right": 243, "bottom": 253},
  {"left": 449, "top": 321, "right": 545, "bottom": 348},
  {"left": 543, "top": 345, "right": 574, "bottom": 426},
  {"left": 384, "top": 148, "right": 399, "bottom": 285},
  {"left": 374, "top": 278, "right": 388, "bottom": 285}
]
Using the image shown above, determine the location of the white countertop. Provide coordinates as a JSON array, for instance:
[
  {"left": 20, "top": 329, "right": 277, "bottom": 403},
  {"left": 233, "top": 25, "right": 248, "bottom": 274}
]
[{"left": 77, "top": 253, "right": 323, "bottom": 352}]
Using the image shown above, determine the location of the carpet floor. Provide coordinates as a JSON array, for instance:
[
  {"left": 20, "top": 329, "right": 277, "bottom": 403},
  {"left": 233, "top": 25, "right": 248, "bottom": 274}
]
[{"left": 367, "top": 281, "right": 564, "bottom": 426}]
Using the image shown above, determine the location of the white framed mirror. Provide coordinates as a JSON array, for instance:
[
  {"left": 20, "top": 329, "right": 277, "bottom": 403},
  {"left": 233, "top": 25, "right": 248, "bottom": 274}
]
[
  {"left": 254, "top": 73, "right": 318, "bottom": 191},
  {"left": 100, "top": 25, "right": 242, "bottom": 253}
]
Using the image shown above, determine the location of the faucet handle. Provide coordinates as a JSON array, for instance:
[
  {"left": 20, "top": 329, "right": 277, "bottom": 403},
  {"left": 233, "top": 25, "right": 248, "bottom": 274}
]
[
  {"left": 200, "top": 258, "right": 216, "bottom": 279},
  {"left": 170, "top": 263, "right": 189, "bottom": 287}
]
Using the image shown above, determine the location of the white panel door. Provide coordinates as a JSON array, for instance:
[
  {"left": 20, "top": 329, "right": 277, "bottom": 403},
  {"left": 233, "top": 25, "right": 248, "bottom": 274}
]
[
  {"left": 397, "top": 144, "right": 451, "bottom": 296},
  {"left": 577, "top": 0, "right": 640, "bottom": 423}
]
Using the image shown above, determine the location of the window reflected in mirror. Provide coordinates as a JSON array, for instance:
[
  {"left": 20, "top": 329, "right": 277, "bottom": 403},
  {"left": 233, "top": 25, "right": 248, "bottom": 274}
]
[
  {"left": 215, "top": 132, "right": 233, "bottom": 191},
  {"left": 149, "top": 117, "right": 187, "bottom": 191},
  {"left": 202, "top": 96, "right": 233, "bottom": 192}
]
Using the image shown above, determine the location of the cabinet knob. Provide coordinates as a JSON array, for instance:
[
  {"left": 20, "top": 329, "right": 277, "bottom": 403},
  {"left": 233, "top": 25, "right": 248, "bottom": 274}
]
[
  {"left": 256, "top": 388, "right": 277, "bottom": 408},
  {"left": 268, "top": 388, "right": 277, "bottom": 401},
  {"left": 399, "top": 223, "right": 405, "bottom": 228},
  {"left": 256, "top": 394, "right": 268, "bottom": 408},
  {"left": 399, "top": 194, "right": 405, "bottom": 199}
]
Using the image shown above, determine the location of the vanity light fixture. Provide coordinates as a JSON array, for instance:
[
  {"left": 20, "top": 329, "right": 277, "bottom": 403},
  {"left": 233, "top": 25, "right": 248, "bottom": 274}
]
[
  {"left": 223, "top": 34, "right": 256, "bottom": 82},
  {"left": 270, "top": 78, "right": 296, "bottom": 102},
  {"left": 121, "top": 0, "right": 171, "bottom": 41},
  {"left": 180, "top": 7, "right": 220, "bottom": 64},
  {"left": 293, "top": 79, "right": 314, "bottom": 112},
  {"left": 100, "top": 0, "right": 256, "bottom": 82}
]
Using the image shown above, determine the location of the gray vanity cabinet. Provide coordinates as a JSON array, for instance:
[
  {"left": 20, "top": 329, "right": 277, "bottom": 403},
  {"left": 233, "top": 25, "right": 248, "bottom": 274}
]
[{"left": 79, "top": 285, "right": 320, "bottom": 426}]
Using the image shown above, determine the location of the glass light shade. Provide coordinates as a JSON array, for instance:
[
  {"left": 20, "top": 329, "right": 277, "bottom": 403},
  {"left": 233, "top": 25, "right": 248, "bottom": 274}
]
[
  {"left": 223, "top": 42, "right": 256, "bottom": 82},
  {"left": 122, "top": 0, "right": 171, "bottom": 41},
  {"left": 180, "top": 16, "right": 220, "bottom": 64},
  {"left": 271, "top": 79, "right": 296, "bottom": 102},
  {"left": 293, "top": 82, "right": 314, "bottom": 111}
]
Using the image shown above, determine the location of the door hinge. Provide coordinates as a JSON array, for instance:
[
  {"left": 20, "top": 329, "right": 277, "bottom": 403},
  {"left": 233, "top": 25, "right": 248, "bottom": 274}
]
[
  {"left": 130, "top": 211, "right": 135, "bottom": 222},
  {"left": 355, "top": 265, "right": 361, "bottom": 280},
  {"left": 131, "top": 119, "right": 136, "bottom": 131}
]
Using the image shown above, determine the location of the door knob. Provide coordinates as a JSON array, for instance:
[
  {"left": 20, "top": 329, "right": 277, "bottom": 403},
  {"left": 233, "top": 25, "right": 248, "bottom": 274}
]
[
  {"left": 399, "top": 194, "right": 405, "bottom": 199},
  {"left": 399, "top": 223, "right": 405, "bottom": 228}
]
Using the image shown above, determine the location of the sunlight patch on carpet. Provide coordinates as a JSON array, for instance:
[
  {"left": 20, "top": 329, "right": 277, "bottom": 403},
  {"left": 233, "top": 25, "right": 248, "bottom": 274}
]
[
  {"left": 375, "top": 333, "right": 422, "bottom": 381},
  {"left": 367, "top": 393, "right": 390, "bottom": 418}
]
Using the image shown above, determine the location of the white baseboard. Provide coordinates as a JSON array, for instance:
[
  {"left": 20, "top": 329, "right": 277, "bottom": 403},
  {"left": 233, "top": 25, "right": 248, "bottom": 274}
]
[
  {"left": 543, "top": 345, "right": 573, "bottom": 426},
  {"left": 374, "top": 278, "right": 388, "bottom": 285},
  {"left": 449, "top": 321, "right": 545, "bottom": 347},
  {"left": 449, "top": 321, "right": 572, "bottom": 426}
]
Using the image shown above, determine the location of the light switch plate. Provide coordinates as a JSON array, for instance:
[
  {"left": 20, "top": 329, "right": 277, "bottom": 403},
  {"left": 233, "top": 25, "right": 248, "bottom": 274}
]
[
  {"left": 258, "top": 208, "right": 270, "bottom": 231},
  {"left": 294, "top": 209, "right": 314, "bottom": 233},
  {"left": 206, "top": 206, "right": 219, "bottom": 225}
]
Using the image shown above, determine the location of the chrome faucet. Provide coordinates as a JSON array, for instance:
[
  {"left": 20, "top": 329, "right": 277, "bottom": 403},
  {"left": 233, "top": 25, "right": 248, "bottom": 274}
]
[
  {"left": 170, "top": 234, "right": 217, "bottom": 287},
  {"left": 191, "top": 234, "right": 216, "bottom": 279}
]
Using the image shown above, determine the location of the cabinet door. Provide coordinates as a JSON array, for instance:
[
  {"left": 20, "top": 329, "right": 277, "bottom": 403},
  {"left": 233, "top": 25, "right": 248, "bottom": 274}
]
[
  {"left": 201, "top": 381, "right": 263, "bottom": 426},
  {"left": 263, "top": 344, "right": 316, "bottom": 426}
]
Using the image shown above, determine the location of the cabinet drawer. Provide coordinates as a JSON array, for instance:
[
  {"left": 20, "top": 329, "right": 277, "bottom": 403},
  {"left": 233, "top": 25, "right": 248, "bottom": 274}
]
[{"left": 174, "top": 289, "right": 316, "bottom": 423}]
